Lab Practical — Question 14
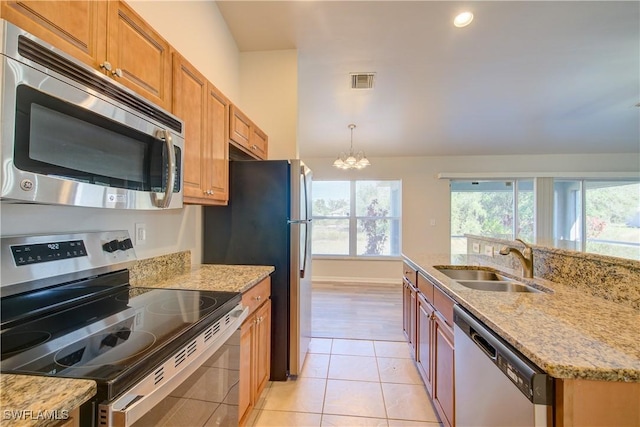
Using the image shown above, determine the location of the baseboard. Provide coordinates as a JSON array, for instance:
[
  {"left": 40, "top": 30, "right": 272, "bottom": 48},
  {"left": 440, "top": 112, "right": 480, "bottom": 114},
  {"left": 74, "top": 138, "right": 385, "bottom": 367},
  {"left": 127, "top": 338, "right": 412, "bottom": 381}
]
[{"left": 312, "top": 276, "right": 400, "bottom": 285}]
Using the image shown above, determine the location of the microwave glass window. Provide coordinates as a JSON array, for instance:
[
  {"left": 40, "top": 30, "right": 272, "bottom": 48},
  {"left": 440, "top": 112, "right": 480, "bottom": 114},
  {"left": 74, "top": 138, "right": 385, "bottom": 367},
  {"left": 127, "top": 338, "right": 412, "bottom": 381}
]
[
  {"left": 30, "top": 104, "right": 146, "bottom": 185},
  {"left": 14, "top": 85, "right": 178, "bottom": 193}
]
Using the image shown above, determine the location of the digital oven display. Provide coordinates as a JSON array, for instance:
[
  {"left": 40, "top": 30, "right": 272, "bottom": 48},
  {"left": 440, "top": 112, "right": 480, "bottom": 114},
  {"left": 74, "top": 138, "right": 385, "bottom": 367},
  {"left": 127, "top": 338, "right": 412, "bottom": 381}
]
[{"left": 11, "top": 240, "right": 87, "bottom": 266}]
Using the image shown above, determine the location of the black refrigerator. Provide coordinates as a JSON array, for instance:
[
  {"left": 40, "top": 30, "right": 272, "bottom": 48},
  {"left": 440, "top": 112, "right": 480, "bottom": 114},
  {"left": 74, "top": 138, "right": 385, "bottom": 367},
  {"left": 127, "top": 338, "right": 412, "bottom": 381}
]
[{"left": 203, "top": 159, "right": 312, "bottom": 381}]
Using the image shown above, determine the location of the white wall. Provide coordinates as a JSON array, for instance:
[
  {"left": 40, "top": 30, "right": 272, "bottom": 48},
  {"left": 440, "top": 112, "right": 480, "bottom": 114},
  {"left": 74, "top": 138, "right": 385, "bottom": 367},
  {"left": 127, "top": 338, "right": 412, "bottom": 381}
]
[
  {"left": 0, "top": 1, "right": 241, "bottom": 264},
  {"left": 303, "top": 153, "right": 640, "bottom": 283},
  {"left": 239, "top": 50, "right": 298, "bottom": 160}
]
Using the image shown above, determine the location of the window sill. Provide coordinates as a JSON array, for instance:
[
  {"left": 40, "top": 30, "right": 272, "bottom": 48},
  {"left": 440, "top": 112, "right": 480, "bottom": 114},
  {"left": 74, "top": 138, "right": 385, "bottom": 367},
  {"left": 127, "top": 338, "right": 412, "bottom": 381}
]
[{"left": 312, "top": 255, "right": 402, "bottom": 261}]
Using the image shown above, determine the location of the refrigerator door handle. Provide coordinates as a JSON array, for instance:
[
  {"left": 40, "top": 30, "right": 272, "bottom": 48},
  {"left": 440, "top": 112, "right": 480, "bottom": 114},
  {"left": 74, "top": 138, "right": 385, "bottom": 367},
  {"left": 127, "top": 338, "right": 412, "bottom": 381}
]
[
  {"left": 300, "top": 166, "right": 311, "bottom": 279},
  {"left": 287, "top": 219, "right": 312, "bottom": 224}
]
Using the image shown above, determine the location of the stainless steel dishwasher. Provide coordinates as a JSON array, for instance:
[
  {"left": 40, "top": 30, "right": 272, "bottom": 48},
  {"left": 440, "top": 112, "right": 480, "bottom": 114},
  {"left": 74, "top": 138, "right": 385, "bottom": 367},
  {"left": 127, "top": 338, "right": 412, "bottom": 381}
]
[{"left": 454, "top": 306, "right": 554, "bottom": 427}]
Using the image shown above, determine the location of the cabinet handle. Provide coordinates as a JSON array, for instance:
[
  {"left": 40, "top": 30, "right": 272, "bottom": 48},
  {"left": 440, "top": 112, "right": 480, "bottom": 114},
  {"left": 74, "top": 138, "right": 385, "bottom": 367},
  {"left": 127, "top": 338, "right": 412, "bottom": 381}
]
[
  {"left": 100, "top": 61, "right": 112, "bottom": 71},
  {"left": 112, "top": 68, "right": 123, "bottom": 78},
  {"left": 251, "top": 144, "right": 257, "bottom": 150},
  {"left": 255, "top": 295, "right": 261, "bottom": 302}
]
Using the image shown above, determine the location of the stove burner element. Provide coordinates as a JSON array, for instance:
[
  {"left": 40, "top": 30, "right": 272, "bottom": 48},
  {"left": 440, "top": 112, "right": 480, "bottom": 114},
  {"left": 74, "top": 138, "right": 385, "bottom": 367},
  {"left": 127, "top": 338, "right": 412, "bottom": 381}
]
[
  {"left": 146, "top": 295, "right": 217, "bottom": 316},
  {"left": 1, "top": 331, "right": 52, "bottom": 357},
  {"left": 54, "top": 330, "right": 156, "bottom": 368}
]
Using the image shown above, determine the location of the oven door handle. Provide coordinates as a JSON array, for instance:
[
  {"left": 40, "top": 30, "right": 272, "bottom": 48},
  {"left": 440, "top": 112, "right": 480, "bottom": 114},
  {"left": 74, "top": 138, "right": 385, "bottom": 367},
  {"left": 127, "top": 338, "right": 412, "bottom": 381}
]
[{"left": 100, "top": 305, "right": 248, "bottom": 427}]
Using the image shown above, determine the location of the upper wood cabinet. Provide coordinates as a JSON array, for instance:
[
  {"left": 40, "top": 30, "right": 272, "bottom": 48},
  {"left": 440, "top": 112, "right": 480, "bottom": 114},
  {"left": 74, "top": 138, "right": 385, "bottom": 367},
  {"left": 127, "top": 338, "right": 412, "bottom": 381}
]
[
  {"left": 106, "top": 1, "right": 172, "bottom": 110},
  {"left": 0, "top": 1, "right": 108, "bottom": 68},
  {"left": 173, "top": 52, "right": 229, "bottom": 205},
  {"left": 230, "top": 105, "right": 268, "bottom": 160},
  {"left": 1, "top": 0, "right": 172, "bottom": 110}
]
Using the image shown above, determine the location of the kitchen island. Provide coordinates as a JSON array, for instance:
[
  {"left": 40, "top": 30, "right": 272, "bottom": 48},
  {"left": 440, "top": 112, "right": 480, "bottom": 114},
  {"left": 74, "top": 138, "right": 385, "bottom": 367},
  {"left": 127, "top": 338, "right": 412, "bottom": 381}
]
[
  {"left": 403, "top": 252, "right": 640, "bottom": 427},
  {"left": 0, "top": 263, "right": 274, "bottom": 427}
]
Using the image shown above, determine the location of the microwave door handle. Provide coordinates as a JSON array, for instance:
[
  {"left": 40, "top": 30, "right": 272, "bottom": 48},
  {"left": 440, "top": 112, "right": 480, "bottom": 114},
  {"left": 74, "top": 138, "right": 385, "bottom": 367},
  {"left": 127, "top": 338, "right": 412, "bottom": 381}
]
[{"left": 152, "top": 129, "right": 175, "bottom": 208}]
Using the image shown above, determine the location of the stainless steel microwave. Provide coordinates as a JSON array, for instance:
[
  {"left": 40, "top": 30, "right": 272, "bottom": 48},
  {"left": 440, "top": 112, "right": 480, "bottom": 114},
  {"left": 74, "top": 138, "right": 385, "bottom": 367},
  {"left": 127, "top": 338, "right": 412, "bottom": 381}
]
[{"left": 0, "top": 20, "right": 184, "bottom": 210}]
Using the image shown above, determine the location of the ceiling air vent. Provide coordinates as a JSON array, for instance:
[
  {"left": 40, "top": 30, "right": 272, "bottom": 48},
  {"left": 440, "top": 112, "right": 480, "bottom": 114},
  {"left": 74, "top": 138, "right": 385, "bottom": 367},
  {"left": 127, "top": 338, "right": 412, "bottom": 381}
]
[{"left": 351, "top": 73, "right": 375, "bottom": 89}]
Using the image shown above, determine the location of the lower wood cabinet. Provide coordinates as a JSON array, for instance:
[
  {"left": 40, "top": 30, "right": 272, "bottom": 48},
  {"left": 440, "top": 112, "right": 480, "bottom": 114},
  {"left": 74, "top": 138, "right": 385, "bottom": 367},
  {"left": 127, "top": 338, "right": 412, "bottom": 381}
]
[
  {"left": 239, "top": 278, "right": 272, "bottom": 426},
  {"left": 416, "top": 293, "right": 434, "bottom": 395},
  {"left": 433, "top": 310, "right": 455, "bottom": 427},
  {"left": 403, "top": 265, "right": 455, "bottom": 427}
]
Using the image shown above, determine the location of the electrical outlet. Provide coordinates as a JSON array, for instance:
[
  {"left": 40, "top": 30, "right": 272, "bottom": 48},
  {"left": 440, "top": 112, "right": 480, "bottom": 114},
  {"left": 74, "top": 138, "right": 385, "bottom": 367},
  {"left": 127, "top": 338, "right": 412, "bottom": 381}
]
[
  {"left": 484, "top": 245, "right": 494, "bottom": 257},
  {"left": 472, "top": 243, "right": 480, "bottom": 253},
  {"left": 430, "top": 219, "right": 436, "bottom": 226},
  {"left": 135, "top": 223, "right": 147, "bottom": 245}
]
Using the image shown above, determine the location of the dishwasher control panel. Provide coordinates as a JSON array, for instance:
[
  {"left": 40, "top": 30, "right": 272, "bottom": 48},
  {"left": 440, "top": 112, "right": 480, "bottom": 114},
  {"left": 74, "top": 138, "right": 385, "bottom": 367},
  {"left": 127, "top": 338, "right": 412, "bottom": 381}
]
[{"left": 497, "top": 354, "right": 533, "bottom": 398}]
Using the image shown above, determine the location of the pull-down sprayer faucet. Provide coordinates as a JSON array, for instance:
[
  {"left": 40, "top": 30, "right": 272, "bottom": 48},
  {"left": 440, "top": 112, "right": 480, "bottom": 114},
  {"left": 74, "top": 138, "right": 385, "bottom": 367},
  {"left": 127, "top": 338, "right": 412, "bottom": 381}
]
[{"left": 499, "top": 238, "right": 534, "bottom": 278}]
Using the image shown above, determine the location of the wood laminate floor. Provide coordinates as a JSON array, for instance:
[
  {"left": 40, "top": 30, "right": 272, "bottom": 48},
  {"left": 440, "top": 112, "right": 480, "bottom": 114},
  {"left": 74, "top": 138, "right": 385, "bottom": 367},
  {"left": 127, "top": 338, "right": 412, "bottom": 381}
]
[{"left": 311, "top": 281, "right": 404, "bottom": 342}]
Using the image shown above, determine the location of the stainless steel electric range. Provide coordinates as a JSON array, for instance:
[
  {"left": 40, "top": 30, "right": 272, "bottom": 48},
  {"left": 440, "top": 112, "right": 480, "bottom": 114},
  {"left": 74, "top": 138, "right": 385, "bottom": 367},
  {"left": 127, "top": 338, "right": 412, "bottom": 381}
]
[{"left": 1, "top": 231, "right": 248, "bottom": 427}]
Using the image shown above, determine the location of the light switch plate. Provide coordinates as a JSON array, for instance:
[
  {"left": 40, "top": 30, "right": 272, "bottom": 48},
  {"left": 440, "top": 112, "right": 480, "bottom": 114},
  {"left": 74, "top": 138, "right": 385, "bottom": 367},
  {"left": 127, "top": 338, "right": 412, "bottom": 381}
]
[{"left": 484, "top": 245, "right": 494, "bottom": 257}]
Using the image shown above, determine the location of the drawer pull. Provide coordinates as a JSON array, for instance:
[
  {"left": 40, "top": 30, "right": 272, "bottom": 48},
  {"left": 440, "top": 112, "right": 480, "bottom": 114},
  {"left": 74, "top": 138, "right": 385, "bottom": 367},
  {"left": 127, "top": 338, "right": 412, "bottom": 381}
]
[{"left": 255, "top": 295, "right": 262, "bottom": 301}]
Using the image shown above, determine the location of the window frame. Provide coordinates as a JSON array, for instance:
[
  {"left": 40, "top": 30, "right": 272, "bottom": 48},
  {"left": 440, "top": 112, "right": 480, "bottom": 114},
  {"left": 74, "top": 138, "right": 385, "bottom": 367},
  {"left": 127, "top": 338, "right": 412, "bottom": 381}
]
[{"left": 312, "top": 180, "right": 402, "bottom": 259}]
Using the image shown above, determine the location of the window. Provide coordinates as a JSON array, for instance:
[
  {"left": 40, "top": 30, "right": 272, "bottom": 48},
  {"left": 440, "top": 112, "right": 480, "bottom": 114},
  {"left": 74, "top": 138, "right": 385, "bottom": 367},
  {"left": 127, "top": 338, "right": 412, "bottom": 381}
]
[
  {"left": 450, "top": 180, "right": 533, "bottom": 254},
  {"left": 312, "top": 180, "right": 401, "bottom": 257},
  {"left": 554, "top": 179, "right": 640, "bottom": 260}
]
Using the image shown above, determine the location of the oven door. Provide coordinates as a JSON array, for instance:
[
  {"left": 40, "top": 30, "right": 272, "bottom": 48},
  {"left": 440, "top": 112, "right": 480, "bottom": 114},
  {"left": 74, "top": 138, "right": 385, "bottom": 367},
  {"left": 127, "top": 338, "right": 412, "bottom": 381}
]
[{"left": 98, "top": 306, "right": 248, "bottom": 427}]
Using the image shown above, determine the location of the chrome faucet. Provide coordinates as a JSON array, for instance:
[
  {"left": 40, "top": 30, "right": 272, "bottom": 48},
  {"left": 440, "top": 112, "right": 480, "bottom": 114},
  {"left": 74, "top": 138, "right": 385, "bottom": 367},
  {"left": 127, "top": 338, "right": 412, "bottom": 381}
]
[{"left": 499, "top": 238, "right": 534, "bottom": 278}]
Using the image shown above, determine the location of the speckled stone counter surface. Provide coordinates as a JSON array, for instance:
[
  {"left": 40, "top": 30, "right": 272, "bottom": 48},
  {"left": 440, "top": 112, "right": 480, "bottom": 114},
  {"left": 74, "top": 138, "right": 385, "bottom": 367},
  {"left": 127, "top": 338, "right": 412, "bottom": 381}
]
[
  {"left": 131, "top": 264, "right": 274, "bottom": 292},
  {"left": 0, "top": 375, "right": 95, "bottom": 426},
  {"left": 403, "top": 253, "right": 640, "bottom": 383}
]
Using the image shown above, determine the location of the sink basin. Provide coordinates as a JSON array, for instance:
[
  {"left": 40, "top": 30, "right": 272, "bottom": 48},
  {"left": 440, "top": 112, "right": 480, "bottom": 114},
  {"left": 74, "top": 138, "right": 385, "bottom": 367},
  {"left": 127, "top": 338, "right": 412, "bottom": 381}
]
[
  {"left": 435, "top": 267, "right": 513, "bottom": 281},
  {"left": 456, "top": 280, "right": 541, "bottom": 293}
]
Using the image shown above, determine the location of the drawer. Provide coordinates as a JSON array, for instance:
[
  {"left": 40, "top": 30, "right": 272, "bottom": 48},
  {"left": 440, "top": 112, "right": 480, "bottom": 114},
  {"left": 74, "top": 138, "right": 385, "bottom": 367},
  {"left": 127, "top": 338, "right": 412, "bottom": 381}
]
[
  {"left": 242, "top": 277, "right": 271, "bottom": 316},
  {"left": 417, "top": 272, "right": 435, "bottom": 304},
  {"left": 403, "top": 262, "right": 417, "bottom": 285},
  {"left": 433, "top": 285, "right": 455, "bottom": 328}
]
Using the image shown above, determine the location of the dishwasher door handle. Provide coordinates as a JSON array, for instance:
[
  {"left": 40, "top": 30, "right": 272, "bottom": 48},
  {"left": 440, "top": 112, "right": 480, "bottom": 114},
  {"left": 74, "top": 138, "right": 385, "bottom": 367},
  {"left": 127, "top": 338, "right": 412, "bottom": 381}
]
[{"left": 471, "top": 329, "right": 497, "bottom": 360}]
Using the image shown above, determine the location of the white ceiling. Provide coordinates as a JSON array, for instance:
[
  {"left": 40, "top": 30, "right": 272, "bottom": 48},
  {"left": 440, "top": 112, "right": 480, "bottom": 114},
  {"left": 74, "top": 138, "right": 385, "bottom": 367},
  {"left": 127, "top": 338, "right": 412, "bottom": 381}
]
[{"left": 217, "top": 1, "right": 640, "bottom": 158}]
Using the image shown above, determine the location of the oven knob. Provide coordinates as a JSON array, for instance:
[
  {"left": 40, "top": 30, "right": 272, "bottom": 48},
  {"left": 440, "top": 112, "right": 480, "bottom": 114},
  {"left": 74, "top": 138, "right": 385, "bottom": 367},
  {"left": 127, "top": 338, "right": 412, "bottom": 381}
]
[
  {"left": 102, "top": 240, "right": 119, "bottom": 253},
  {"left": 115, "top": 329, "right": 131, "bottom": 340},
  {"left": 118, "top": 238, "right": 134, "bottom": 251},
  {"left": 100, "top": 333, "right": 119, "bottom": 348}
]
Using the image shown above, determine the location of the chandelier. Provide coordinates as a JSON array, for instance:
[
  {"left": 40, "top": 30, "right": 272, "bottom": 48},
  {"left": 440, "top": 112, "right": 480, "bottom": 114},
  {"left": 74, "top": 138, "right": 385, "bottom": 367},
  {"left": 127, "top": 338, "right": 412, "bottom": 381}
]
[{"left": 333, "top": 124, "right": 371, "bottom": 170}]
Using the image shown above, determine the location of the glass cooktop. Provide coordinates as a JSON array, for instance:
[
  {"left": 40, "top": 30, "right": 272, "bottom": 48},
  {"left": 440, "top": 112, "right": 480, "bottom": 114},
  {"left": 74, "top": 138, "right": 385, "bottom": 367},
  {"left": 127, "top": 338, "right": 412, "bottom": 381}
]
[{"left": 1, "top": 283, "right": 240, "bottom": 388}]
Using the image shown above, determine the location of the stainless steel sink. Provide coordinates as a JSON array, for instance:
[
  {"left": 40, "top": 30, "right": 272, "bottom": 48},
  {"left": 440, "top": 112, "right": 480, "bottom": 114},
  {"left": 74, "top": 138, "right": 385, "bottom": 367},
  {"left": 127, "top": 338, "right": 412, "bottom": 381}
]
[
  {"left": 456, "top": 280, "right": 541, "bottom": 293},
  {"left": 435, "top": 267, "right": 513, "bottom": 281}
]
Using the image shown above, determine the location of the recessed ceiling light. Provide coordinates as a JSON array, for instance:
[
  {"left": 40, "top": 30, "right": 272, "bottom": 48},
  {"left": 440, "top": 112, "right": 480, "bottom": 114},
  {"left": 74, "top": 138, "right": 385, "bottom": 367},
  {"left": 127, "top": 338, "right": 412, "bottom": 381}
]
[{"left": 454, "top": 12, "right": 474, "bottom": 28}]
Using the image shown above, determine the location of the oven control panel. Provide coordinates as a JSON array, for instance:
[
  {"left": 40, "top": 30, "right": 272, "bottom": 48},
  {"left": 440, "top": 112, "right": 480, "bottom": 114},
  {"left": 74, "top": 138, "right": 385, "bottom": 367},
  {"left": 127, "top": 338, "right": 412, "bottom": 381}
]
[
  {"left": 11, "top": 240, "right": 87, "bottom": 266},
  {"left": 1, "top": 231, "right": 137, "bottom": 297}
]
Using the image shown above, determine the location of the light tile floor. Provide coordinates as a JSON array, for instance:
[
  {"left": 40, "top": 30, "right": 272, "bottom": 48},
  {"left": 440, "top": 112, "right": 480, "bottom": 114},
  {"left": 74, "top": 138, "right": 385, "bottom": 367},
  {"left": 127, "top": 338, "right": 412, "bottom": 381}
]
[{"left": 247, "top": 339, "right": 443, "bottom": 427}]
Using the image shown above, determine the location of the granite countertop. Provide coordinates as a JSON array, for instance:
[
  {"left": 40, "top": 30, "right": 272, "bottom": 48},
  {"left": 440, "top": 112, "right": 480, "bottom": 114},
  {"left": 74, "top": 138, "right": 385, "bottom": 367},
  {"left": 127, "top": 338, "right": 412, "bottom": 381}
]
[
  {"left": 1, "top": 263, "right": 274, "bottom": 426},
  {"left": 132, "top": 264, "right": 275, "bottom": 292},
  {"left": 403, "top": 253, "right": 640, "bottom": 383},
  {"left": 0, "top": 375, "right": 95, "bottom": 427}
]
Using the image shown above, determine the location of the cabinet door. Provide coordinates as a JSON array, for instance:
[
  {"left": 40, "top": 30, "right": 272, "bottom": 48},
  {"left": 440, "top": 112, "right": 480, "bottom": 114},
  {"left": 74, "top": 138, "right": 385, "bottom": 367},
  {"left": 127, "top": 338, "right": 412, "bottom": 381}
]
[
  {"left": 106, "top": 1, "right": 171, "bottom": 110},
  {"left": 402, "top": 279, "right": 411, "bottom": 341},
  {"left": 408, "top": 282, "right": 417, "bottom": 357},
  {"left": 238, "top": 317, "right": 254, "bottom": 426},
  {"left": 417, "top": 294, "right": 434, "bottom": 395},
  {"left": 230, "top": 105, "right": 252, "bottom": 150},
  {"left": 433, "top": 312, "right": 455, "bottom": 427},
  {"left": 0, "top": 1, "right": 107, "bottom": 69},
  {"left": 255, "top": 299, "right": 272, "bottom": 398},
  {"left": 205, "top": 82, "right": 230, "bottom": 203},
  {"left": 250, "top": 126, "right": 268, "bottom": 159},
  {"left": 173, "top": 52, "right": 208, "bottom": 202}
]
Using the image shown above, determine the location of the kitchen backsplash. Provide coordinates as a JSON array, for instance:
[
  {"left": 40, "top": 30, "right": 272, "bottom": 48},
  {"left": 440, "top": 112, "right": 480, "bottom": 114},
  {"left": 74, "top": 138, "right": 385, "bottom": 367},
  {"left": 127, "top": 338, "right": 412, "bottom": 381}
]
[
  {"left": 466, "top": 235, "right": 640, "bottom": 310},
  {"left": 129, "top": 250, "right": 191, "bottom": 286}
]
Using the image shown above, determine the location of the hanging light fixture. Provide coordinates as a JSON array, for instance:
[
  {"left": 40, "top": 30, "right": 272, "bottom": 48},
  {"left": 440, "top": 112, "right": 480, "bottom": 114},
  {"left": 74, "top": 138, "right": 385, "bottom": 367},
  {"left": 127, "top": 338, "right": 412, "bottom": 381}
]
[{"left": 333, "top": 124, "right": 371, "bottom": 170}]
